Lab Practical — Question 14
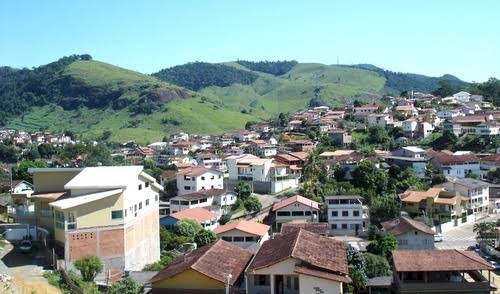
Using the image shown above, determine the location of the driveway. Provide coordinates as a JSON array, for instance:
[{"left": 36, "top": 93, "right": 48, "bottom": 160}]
[{"left": 0, "top": 241, "right": 61, "bottom": 294}]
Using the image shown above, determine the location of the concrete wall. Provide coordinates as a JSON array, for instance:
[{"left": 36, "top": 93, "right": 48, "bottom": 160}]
[
  {"left": 32, "top": 171, "right": 80, "bottom": 193},
  {"left": 396, "top": 230, "right": 434, "bottom": 250},
  {"left": 299, "top": 274, "right": 342, "bottom": 294}
]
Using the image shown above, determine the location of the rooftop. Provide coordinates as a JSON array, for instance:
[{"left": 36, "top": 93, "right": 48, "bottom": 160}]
[
  {"left": 393, "top": 249, "right": 493, "bottom": 272},
  {"left": 168, "top": 207, "right": 217, "bottom": 223},
  {"left": 214, "top": 220, "right": 270, "bottom": 237},
  {"left": 272, "top": 195, "right": 320, "bottom": 211},
  {"left": 149, "top": 240, "right": 252, "bottom": 285},
  {"left": 176, "top": 166, "right": 222, "bottom": 177},
  {"left": 280, "top": 221, "right": 329, "bottom": 236},
  {"left": 381, "top": 216, "right": 435, "bottom": 236}
]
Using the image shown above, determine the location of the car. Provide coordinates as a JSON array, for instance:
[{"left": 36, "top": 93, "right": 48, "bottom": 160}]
[
  {"left": 434, "top": 233, "right": 443, "bottom": 242},
  {"left": 489, "top": 260, "right": 500, "bottom": 270},
  {"left": 19, "top": 240, "right": 32, "bottom": 253}
]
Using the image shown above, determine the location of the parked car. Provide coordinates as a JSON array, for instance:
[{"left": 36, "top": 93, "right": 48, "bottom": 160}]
[
  {"left": 434, "top": 233, "right": 443, "bottom": 242},
  {"left": 489, "top": 260, "right": 500, "bottom": 270}
]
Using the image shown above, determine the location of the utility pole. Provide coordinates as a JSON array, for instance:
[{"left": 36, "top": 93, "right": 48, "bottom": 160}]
[{"left": 225, "top": 274, "right": 232, "bottom": 294}]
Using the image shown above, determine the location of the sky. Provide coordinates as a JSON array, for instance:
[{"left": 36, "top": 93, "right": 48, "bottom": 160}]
[{"left": 1, "top": 0, "right": 499, "bottom": 82}]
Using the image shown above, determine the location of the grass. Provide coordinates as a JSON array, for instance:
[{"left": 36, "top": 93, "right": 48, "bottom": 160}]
[{"left": 6, "top": 60, "right": 388, "bottom": 143}]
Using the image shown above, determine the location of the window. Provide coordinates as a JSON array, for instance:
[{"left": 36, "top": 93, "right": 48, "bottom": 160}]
[
  {"left": 67, "top": 212, "right": 76, "bottom": 230},
  {"left": 199, "top": 198, "right": 207, "bottom": 203},
  {"left": 286, "top": 276, "right": 291, "bottom": 289},
  {"left": 201, "top": 176, "right": 205, "bottom": 180},
  {"left": 342, "top": 211, "right": 349, "bottom": 217},
  {"left": 181, "top": 201, "right": 189, "bottom": 206},
  {"left": 191, "top": 200, "right": 199, "bottom": 205},
  {"left": 55, "top": 211, "right": 65, "bottom": 229},
  {"left": 293, "top": 277, "right": 299, "bottom": 290},
  {"left": 233, "top": 236, "right": 244, "bottom": 242},
  {"left": 305, "top": 211, "right": 312, "bottom": 216},
  {"left": 353, "top": 210, "right": 360, "bottom": 217},
  {"left": 222, "top": 236, "right": 232, "bottom": 242},
  {"left": 145, "top": 182, "right": 149, "bottom": 188},
  {"left": 124, "top": 209, "right": 127, "bottom": 217},
  {"left": 134, "top": 204, "right": 137, "bottom": 212},
  {"left": 254, "top": 275, "right": 270, "bottom": 286},
  {"left": 170, "top": 200, "right": 179, "bottom": 205},
  {"left": 331, "top": 224, "right": 337, "bottom": 229},
  {"left": 155, "top": 195, "right": 158, "bottom": 201},
  {"left": 146, "top": 199, "right": 150, "bottom": 206},
  {"left": 341, "top": 224, "right": 348, "bottom": 229},
  {"left": 331, "top": 211, "right": 338, "bottom": 217},
  {"left": 112, "top": 210, "right": 123, "bottom": 220},
  {"left": 245, "top": 236, "right": 254, "bottom": 242},
  {"left": 139, "top": 202, "right": 142, "bottom": 210},
  {"left": 184, "top": 186, "right": 191, "bottom": 190},
  {"left": 292, "top": 211, "right": 304, "bottom": 216},
  {"left": 399, "top": 239, "right": 408, "bottom": 245},
  {"left": 277, "top": 211, "right": 291, "bottom": 216},
  {"left": 328, "top": 199, "right": 340, "bottom": 205},
  {"left": 138, "top": 184, "right": 142, "bottom": 190},
  {"left": 349, "top": 224, "right": 356, "bottom": 230}
]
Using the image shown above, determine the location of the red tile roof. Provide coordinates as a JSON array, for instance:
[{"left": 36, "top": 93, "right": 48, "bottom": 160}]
[
  {"left": 149, "top": 240, "right": 252, "bottom": 285},
  {"left": 169, "top": 207, "right": 217, "bottom": 223},
  {"left": 482, "top": 154, "right": 500, "bottom": 163},
  {"left": 174, "top": 189, "right": 227, "bottom": 201},
  {"left": 247, "top": 229, "right": 349, "bottom": 277},
  {"left": 428, "top": 150, "right": 479, "bottom": 165},
  {"left": 214, "top": 220, "right": 270, "bottom": 237},
  {"left": 272, "top": 195, "right": 320, "bottom": 211},
  {"left": 30, "top": 191, "right": 67, "bottom": 201},
  {"left": 176, "top": 166, "right": 221, "bottom": 177},
  {"left": 281, "top": 221, "right": 329, "bottom": 236},
  {"left": 381, "top": 216, "right": 435, "bottom": 236},
  {"left": 393, "top": 249, "right": 493, "bottom": 272}
]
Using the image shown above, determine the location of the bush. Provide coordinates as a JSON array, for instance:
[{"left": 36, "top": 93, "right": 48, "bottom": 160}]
[
  {"left": 194, "top": 229, "right": 217, "bottom": 247},
  {"left": 74, "top": 256, "right": 103, "bottom": 282},
  {"left": 109, "top": 277, "right": 142, "bottom": 294},
  {"left": 174, "top": 219, "right": 203, "bottom": 239},
  {"left": 219, "top": 214, "right": 232, "bottom": 225},
  {"left": 244, "top": 196, "right": 262, "bottom": 212}
]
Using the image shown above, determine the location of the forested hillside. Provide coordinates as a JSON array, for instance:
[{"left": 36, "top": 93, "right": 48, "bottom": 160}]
[{"left": 235, "top": 60, "right": 298, "bottom": 76}]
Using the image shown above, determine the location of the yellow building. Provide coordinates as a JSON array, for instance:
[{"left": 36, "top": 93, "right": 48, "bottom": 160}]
[
  {"left": 149, "top": 240, "right": 252, "bottom": 293},
  {"left": 29, "top": 166, "right": 162, "bottom": 271}
]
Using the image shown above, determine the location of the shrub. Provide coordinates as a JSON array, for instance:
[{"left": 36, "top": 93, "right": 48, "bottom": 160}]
[
  {"left": 74, "top": 256, "right": 103, "bottom": 282},
  {"left": 194, "top": 229, "right": 217, "bottom": 247},
  {"left": 109, "top": 277, "right": 142, "bottom": 294}
]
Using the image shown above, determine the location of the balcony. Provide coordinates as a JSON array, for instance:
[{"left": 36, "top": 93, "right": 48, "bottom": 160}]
[{"left": 7, "top": 206, "right": 35, "bottom": 217}]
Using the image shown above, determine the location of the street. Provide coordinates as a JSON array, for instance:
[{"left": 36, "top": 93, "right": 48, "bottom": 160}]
[{"left": 436, "top": 214, "right": 499, "bottom": 250}]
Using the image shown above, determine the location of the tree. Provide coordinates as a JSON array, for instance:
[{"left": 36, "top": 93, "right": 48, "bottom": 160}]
[
  {"left": 351, "top": 160, "right": 389, "bottom": 196},
  {"left": 12, "top": 160, "right": 48, "bottom": 182},
  {"left": 347, "top": 245, "right": 366, "bottom": 271},
  {"left": 473, "top": 221, "right": 496, "bottom": 240},
  {"left": 369, "top": 194, "right": 401, "bottom": 226},
  {"left": 363, "top": 253, "right": 391, "bottom": 278},
  {"left": 430, "top": 130, "right": 457, "bottom": 150},
  {"left": 194, "top": 229, "right": 217, "bottom": 247},
  {"left": 244, "top": 195, "right": 262, "bottom": 212},
  {"left": 174, "top": 219, "right": 203, "bottom": 239},
  {"left": 366, "top": 234, "right": 398, "bottom": 260},
  {"left": 109, "top": 277, "right": 142, "bottom": 294},
  {"left": 234, "top": 181, "right": 252, "bottom": 201},
  {"left": 432, "top": 80, "right": 458, "bottom": 97},
  {"left": 219, "top": 214, "right": 232, "bottom": 225},
  {"left": 74, "top": 256, "right": 103, "bottom": 282},
  {"left": 84, "top": 144, "right": 113, "bottom": 166},
  {"left": 349, "top": 268, "right": 367, "bottom": 292},
  {"left": 0, "top": 144, "right": 17, "bottom": 163},
  {"left": 23, "top": 145, "right": 40, "bottom": 160},
  {"left": 37, "top": 143, "right": 56, "bottom": 159}
]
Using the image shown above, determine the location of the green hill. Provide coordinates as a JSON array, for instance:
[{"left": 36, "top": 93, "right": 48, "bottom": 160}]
[{"left": 2, "top": 56, "right": 471, "bottom": 143}]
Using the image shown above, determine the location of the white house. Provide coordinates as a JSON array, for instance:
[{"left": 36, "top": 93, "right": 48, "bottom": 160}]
[
  {"left": 272, "top": 195, "right": 320, "bottom": 231},
  {"left": 453, "top": 91, "right": 471, "bottom": 103},
  {"left": 325, "top": 195, "right": 369, "bottom": 236},
  {"left": 196, "top": 153, "right": 226, "bottom": 171},
  {"left": 176, "top": 166, "right": 224, "bottom": 196},
  {"left": 429, "top": 150, "right": 480, "bottom": 178},
  {"left": 418, "top": 121, "right": 435, "bottom": 138},
  {"left": 169, "top": 189, "right": 236, "bottom": 214},
  {"left": 214, "top": 220, "right": 270, "bottom": 253},
  {"left": 383, "top": 146, "right": 430, "bottom": 177},
  {"left": 476, "top": 121, "right": 500, "bottom": 136},
  {"left": 402, "top": 118, "right": 418, "bottom": 137},
  {"left": 381, "top": 216, "right": 435, "bottom": 250},
  {"left": 437, "top": 110, "right": 462, "bottom": 121},
  {"left": 246, "top": 229, "right": 350, "bottom": 294},
  {"left": 161, "top": 207, "right": 219, "bottom": 231},
  {"left": 442, "top": 177, "right": 490, "bottom": 218},
  {"left": 367, "top": 114, "right": 394, "bottom": 129}
]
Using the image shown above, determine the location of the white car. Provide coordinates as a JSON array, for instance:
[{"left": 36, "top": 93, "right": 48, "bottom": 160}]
[{"left": 434, "top": 233, "right": 443, "bottom": 242}]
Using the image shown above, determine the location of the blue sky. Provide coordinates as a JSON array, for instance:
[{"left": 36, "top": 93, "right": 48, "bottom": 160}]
[{"left": 1, "top": 0, "right": 499, "bottom": 82}]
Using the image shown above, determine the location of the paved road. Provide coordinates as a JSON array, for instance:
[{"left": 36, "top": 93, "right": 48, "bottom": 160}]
[{"left": 436, "top": 214, "right": 499, "bottom": 250}]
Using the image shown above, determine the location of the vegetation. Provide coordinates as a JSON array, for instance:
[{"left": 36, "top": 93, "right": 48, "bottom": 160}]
[
  {"left": 346, "top": 245, "right": 367, "bottom": 292},
  {"left": 244, "top": 195, "right": 262, "bottom": 212},
  {"left": 235, "top": 60, "right": 298, "bottom": 76},
  {"left": 174, "top": 219, "right": 203, "bottom": 239},
  {"left": 74, "top": 256, "right": 103, "bottom": 282},
  {"left": 194, "top": 229, "right": 217, "bottom": 247},
  {"left": 109, "top": 277, "right": 143, "bottom": 294},
  {"left": 363, "top": 253, "right": 391, "bottom": 278},
  {"left": 153, "top": 62, "right": 258, "bottom": 91},
  {"left": 366, "top": 234, "right": 398, "bottom": 260}
]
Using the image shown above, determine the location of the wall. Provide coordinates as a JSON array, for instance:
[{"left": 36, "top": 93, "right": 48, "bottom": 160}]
[
  {"left": 396, "top": 230, "right": 434, "bottom": 250},
  {"left": 32, "top": 171, "right": 80, "bottom": 193},
  {"left": 271, "top": 178, "right": 299, "bottom": 194},
  {"left": 152, "top": 268, "right": 223, "bottom": 290},
  {"left": 299, "top": 274, "right": 342, "bottom": 294},
  {"left": 70, "top": 193, "right": 123, "bottom": 229}
]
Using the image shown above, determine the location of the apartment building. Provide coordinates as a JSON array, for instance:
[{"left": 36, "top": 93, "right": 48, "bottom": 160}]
[
  {"left": 29, "top": 166, "right": 162, "bottom": 271},
  {"left": 176, "top": 166, "right": 224, "bottom": 196},
  {"left": 325, "top": 195, "right": 369, "bottom": 236},
  {"left": 428, "top": 150, "right": 480, "bottom": 178},
  {"left": 383, "top": 146, "right": 430, "bottom": 177},
  {"left": 441, "top": 177, "right": 490, "bottom": 218}
]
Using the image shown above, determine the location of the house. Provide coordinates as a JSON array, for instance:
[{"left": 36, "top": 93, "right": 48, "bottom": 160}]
[
  {"left": 383, "top": 146, "right": 430, "bottom": 177},
  {"left": 196, "top": 153, "right": 226, "bottom": 172},
  {"left": 149, "top": 240, "right": 253, "bottom": 293},
  {"left": 354, "top": 103, "right": 379, "bottom": 116},
  {"left": 381, "top": 216, "right": 435, "bottom": 250},
  {"left": 226, "top": 154, "right": 299, "bottom": 194},
  {"left": 417, "top": 121, "right": 435, "bottom": 138},
  {"left": 441, "top": 177, "right": 490, "bottom": 218},
  {"left": 287, "top": 120, "right": 303, "bottom": 131},
  {"left": 170, "top": 132, "right": 189, "bottom": 142},
  {"left": 428, "top": 150, "right": 480, "bottom": 178},
  {"left": 29, "top": 166, "right": 162, "bottom": 271},
  {"left": 480, "top": 153, "right": 500, "bottom": 179},
  {"left": 453, "top": 91, "right": 471, "bottom": 103},
  {"left": 328, "top": 130, "right": 352, "bottom": 146},
  {"left": 161, "top": 207, "right": 219, "bottom": 230},
  {"left": 147, "top": 142, "right": 168, "bottom": 152},
  {"left": 437, "top": 110, "right": 462, "bottom": 121},
  {"left": 233, "top": 130, "right": 259, "bottom": 142},
  {"left": 274, "top": 152, "right": 309, "bottom": 170},
  {"left": 367, "top": 114, "right": 394, "bottom": 129},
  {"left": 246, "top": 229, "right": 350, "bottom": 294},
  {"left": 169, "top": 189, "right": 236, "bottom": 214},
  {"left": 392, "top": 249, "right": 496, "bottom": 293},
  {"left": 272, "top": 195, "right": 320, "bottom": 231},
  {"left": 214, "top": 220, "right": 270, "bottom": 253},
  {"left": 176, "top": 166, "right": 224, "bottom": 196},
  {"left": 167, "top": 141, "right": 192, "bottom": 156},
  {"left": 476, "top": 121, "right": 500, "bottom": 136},
  {"left": 0, "top": 180, "right": 34, "bottom": 194},
  {"left": 280, "top": 221, "right": 329, "bottom": 236},
  {"left": 325, "top": 195, "right": 369, "bottom": 236},
  {"left": 395, "top": 105, "right": 418, "bottom": 117},
  {"left": 250, "top": 140, "right": 277, "bottom": 157},
  {"left": 402, "top": 118, "right": 418, "bottom": 137},
  {"left": 319, "top": 150, "right": 366, "bottom": 180},
  {"left": 399, "top": 187, "right": 472, "bottom": 230},
  {"left": 284, "top": 140, "right": 315, "bottom": 152}
]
